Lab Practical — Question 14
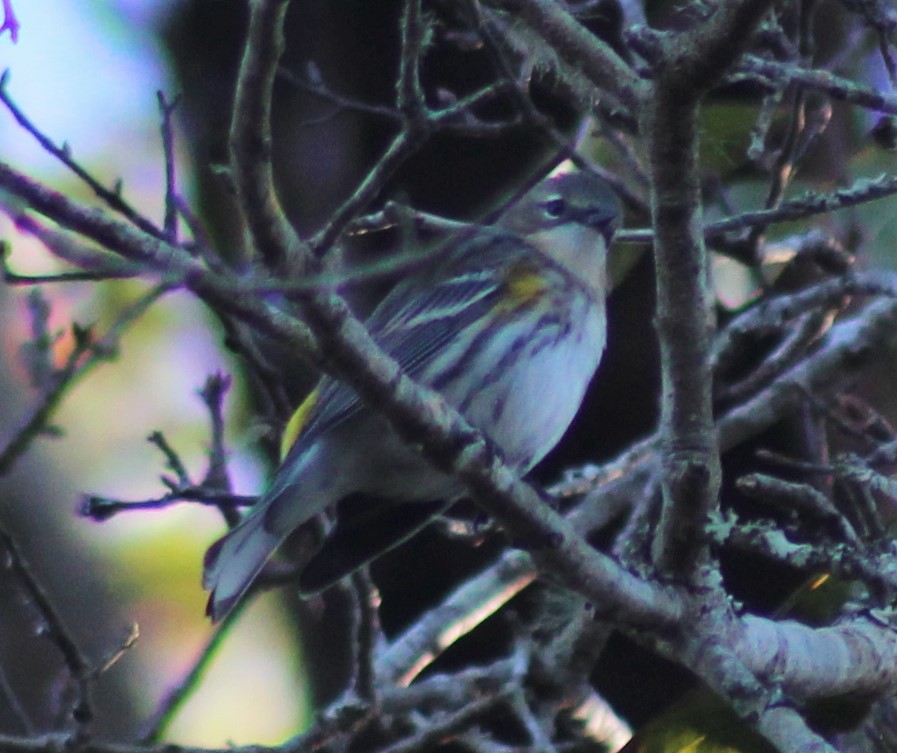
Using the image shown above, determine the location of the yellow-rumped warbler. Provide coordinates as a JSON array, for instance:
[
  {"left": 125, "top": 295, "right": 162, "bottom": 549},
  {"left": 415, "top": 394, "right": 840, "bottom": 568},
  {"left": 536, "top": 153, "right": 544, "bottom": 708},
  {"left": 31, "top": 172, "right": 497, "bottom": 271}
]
[{"left": 204, "top": 170, "right": 622, "bottom": 619}]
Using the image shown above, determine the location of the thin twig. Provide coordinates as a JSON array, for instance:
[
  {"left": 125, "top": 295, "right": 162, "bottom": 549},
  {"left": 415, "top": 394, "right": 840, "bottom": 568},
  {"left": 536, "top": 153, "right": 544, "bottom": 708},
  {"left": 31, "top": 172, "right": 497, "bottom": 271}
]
[
  {"left": 711, "top": 272, "right": 893, "bottom": 372},
  {"left": 3, "top": 269, "right": 137, "bottom": 284},
  {"left": 279, "top": 63, "right": 404, "bottom": 122},
  {"left": 617, "top": 173, "right": 897, "bottom": 246},
  {"left": 79, "top": 489, "right": 255, "bottom": 522},
  {"left": 138, "top": 603, "right": 248, "bottom": 744},
  {"left": 736, "top": 54, "right": 897, "bottom": 115},
  {"left": 491, "top": 0, "right": 642, "bottom": 110},
  {"left": 397, "top": 0, "right": 427, "bottom": 115},
  {"left": 156, "top": 91, "right": 181, "bottom": 242},
  {"left": 0, "top": 525, "right": 94, "bottom": 738},
  {"left": 0, "top": 284, "right": 171, "bottom": 476},
  {"left": 309, "top": 0, "right": 434, "bottom": 258},
  {"left": 716, "top": 309, "right": 831, "bottom": 404},
  {"left": 377, "top": 550, "right": 537, "bottom": 685},
  {"left": 476, "top": 6, "right": 603, "bottom": 176},
  {"left": 348, "top": 569, "right": 382, "bottom": 703},
  {"left": 0, "top": 663, "right": 34, "bottom": 735},
  {"left": 8, "top": 213, "right": 143, "bottom": 281},
  {"left": 198, "top": 373, "right": 232, "bottom": 489},
  {"left": 0, "top": 0, "right": 19, "bottom": 42},
  {"left": 0, "top": 70, "right": 162, "bottom": 237},
  {"left": 310, "top": 130, "right": 419, "bottom": 257},
  {"left": 282, "top": 63, "right": 520, "bottom": 136},
  {"left": 712, "top": 513, "right": 897, "bottom": 601},
  {"left": 375, "top": 690, "right": 514, "bottom": 753},
  {"left": 148, "top": 430, "right": 191, "bottom": 488}
]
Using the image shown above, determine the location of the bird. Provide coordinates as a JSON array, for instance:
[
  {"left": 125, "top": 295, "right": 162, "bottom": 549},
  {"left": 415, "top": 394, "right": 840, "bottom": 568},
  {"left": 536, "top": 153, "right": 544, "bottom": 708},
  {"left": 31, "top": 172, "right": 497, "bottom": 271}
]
[{"left": 203, "top": 169, "right": 622, "bottom": 620}]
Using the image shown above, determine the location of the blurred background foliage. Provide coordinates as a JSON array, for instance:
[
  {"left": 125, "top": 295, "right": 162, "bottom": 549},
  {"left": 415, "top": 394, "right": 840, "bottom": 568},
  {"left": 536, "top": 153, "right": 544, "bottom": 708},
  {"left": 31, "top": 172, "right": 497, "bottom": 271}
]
[
  {"left": 2, "top": 0, "right": 897, "bottom": 748},
  {"left": 0, "top": 0, "right": 304, "bottom": 744}
]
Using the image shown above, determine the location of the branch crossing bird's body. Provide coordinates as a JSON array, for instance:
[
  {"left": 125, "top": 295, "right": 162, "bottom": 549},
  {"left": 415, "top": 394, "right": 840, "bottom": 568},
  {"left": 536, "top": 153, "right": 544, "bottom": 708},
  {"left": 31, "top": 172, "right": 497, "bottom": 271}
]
[{"left": 203, "top": 171, "right": 622, "bottom": 620}]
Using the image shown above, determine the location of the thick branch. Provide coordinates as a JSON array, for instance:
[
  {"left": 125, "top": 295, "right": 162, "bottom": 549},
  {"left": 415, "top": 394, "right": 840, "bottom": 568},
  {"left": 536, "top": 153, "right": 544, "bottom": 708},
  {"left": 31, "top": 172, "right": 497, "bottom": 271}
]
[
  {"left": 661, "top": 0, "right": 776, "bottom": 94},
  {"left": 740, "top": 615, "right": 897, "bottom": 700},
  {"left": 641, "top": 0, "right": 775, "bottom": 574},
  {"left": 488, "top": 0, "right": 643, "bottom": 111},
  {"left": 642, "top": 87, "right": 721, "bottom": 572},
  {"left": 757, "top": 706, "right": 838, "bottom": 753}
]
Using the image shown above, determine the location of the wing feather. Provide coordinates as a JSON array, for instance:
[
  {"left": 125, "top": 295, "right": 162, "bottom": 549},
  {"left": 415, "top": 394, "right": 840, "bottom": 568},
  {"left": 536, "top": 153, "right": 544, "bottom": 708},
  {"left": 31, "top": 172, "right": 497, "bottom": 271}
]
[{"left": 280, "top": 235, "right": 514, "bottom": 464}]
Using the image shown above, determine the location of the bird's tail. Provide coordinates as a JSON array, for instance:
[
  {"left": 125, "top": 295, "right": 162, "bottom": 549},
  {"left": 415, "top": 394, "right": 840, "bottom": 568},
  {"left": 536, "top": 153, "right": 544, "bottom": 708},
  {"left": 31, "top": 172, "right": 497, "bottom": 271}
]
[{"left": 203, "top": 509, "right": 286, "bottom": 621}]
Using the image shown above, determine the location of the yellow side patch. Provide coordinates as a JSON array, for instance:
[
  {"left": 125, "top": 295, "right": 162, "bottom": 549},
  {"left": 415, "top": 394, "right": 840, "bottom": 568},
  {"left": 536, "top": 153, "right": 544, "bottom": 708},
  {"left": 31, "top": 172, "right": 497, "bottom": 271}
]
[
  {"left": 280, "top": 387, "right": 319, "bottom": 460},
  {"left": 497, "top": 264, "right": 547, "bottom": 312}
]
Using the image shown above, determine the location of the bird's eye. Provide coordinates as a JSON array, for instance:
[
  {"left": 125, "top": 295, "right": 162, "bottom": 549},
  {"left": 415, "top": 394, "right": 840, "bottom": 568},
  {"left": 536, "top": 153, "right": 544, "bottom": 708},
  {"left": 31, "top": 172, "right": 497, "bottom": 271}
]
[{"left": 542, "top": 198, "right": 566, "bottom": 218}]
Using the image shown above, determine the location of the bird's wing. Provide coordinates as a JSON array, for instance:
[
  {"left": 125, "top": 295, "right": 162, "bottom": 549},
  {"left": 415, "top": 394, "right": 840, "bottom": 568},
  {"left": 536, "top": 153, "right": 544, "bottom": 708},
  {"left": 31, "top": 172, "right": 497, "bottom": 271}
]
[{"left": 280, "top": 237, "right": 513, "bottom": 464}]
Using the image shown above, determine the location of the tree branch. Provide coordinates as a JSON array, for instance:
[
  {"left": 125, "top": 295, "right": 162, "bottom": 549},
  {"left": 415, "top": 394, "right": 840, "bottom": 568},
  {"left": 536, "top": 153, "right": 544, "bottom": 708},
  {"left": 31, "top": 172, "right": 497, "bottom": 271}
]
[
  {"left": 229, "top": 0, "right": 305, "bottom": 272},
  {"left": 643, "top": 0, "right": 775, "bottom": 573},
  {"left": 487, "top": 0, "right": 643, "bottom": 111}
]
